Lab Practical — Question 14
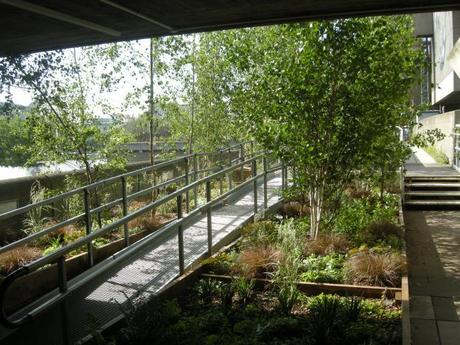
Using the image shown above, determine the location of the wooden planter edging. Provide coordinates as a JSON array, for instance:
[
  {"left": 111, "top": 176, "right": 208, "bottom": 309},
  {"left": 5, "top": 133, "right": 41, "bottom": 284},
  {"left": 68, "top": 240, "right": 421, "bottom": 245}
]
[
  {"left": 399, "top": 196, "right": 411, "bottom": 345},
  {"left": 201, "top": 273, "right": 402, "bottom": 300},
  {"left": 1, "top": 220, "right": 174, "bottom": 314}
]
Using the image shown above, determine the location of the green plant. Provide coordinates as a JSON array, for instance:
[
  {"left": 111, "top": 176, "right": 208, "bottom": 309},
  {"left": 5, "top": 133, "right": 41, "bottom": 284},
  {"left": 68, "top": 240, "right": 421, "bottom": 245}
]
[
  {"left": 300, "top": 254, "right": 345, "bottom": 283},
  {"left": 240, "top": 220, "right": 278, "bottom": 248},
  {"left": 273, "top": 255, "right": 301, "bottom": 315},
  {"left": 307, "top": 294, "right": 342, "bottom": 344},
  {"left": 232, "top": 276, "right": 255, "bottom": 306},
  {"left": 23, "top": 181, "right": 51, "bottom": 235},
  {"left": 424, "top": 145, "right": 449, "bottom": 164},
  {"left": 344, "top": 250, "right": 405, "bottom": 287},
  {"left": 361, "top": 220, "right": 403, "bottom": 246},
  {"left": 217, "top": 282, "right": 234, "bottom": 308},
  {"left": 43, "top": 237, "right": 62, "bottom": 256},
  {"left": 194, "top": 278, "right": 222, "bottom": 304}
]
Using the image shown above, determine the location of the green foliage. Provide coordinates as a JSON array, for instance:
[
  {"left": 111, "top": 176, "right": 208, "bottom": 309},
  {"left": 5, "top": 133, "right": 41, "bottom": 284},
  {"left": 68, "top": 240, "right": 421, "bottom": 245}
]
[
  {"left": 205, "top": 16, "right": 423, "bottom": 238},
  {"left": 232, "top": 276, "right": 255, "bottom": 306},
  {"left": 299, "top": 254, "right": 345, "bottom": 283},
  {"left": 0, "top": 114, "right": 32, "bottom": 166},
  {"left": 23, "top": 181, "right": 51, "bottom": 235},
  {"left": 42, "top": 237, "right": 62, "bottom": 256},
  {"left": 424, "top": 145, "right": 449, "bottom": 164},
  {"left": 333, "top": 194, "right": 398, "bottom": 243},
  {"left": 194, "top": 278, "right": 222, "bottom": 305}
]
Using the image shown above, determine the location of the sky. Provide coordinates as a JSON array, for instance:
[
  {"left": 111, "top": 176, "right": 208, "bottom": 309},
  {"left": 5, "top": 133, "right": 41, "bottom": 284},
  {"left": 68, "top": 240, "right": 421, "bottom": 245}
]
[{"left": 0, "top": 38, "right": 174, "bottom": 118}]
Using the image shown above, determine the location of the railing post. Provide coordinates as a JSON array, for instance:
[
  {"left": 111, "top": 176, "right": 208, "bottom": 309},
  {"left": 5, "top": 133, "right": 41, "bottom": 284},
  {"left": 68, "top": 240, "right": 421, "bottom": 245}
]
[
  {"left": 206, "top": 180, "right": 213, "bottom": 256},
  {"left": 252, "top": 159, "right": 258, "bottom": 216},
  {"left": 227, "top": 146, "right": 233, "bottom": 191},
  {"left": 219, "top": 150, "right": 224, "bottom": 195},
  {"left": 250, "top": 141, "right": 254, "bottom": 157},
  {"left": 281, "top": 161, "right": 286, "bottom": 192},
  {"left": 193, "top": 153, "right": 198, "bottom": 208},
  {"left": 83, "top": 189, "right": 94, "bottom": 267},
  {"left": 121, "top": 176, "right": 129, "bottom": 247},
  {"left": 177, "top": 194, "right": 184, "bottom": 275},
  {"left": 57, "top": 256, "right": 69, "bottom": 345},
  {"left": 184, "top": 158, "right": 190, "bottom": 213},
  {"left": 239, "top": 143, "right": 244, "bottom": 182},
  {"left": 263, "top": 157, "right": 268, "bottom": 210}
]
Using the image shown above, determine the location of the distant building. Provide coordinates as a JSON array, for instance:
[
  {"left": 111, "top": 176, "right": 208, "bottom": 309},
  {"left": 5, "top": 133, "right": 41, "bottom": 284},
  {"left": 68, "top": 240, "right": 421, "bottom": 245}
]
[{"left": 413, "top": 12, "right": 460, "bottom": 169}]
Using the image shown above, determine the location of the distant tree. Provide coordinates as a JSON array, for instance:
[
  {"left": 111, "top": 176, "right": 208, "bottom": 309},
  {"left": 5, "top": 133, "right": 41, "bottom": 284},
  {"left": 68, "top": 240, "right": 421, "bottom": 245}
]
[
  {"left": 0, "top": 47, "right": 131, "bottom": 185},
  {"left": 0, "top": 114, "right": 32, "bottom": 166}
]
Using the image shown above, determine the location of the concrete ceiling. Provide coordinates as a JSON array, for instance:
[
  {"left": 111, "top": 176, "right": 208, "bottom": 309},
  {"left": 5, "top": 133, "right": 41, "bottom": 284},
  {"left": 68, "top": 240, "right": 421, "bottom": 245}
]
[{"left": 1, "top": 0, "right": 460, "bottom": 56}]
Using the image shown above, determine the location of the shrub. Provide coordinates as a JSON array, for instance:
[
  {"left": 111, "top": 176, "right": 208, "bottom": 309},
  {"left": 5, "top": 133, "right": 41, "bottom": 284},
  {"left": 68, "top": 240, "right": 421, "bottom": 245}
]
[
  {"left": 299, "top": 254, "right": 345, "bottom": 283},
  {"left": 240, "top": 220, "right": 278, "bottom": 248},
  {"left": 272, "top": 253, "right": 301, "bottom": 314},
  {"left": 0, "top": 246, "right": 42, "bottom": 275},
  {"left": 232, "top": 276, "right": 255, "bottom": 306},
  {"left": 194, "top": 278, "right": 222, "bottom": 304},
  {"left": 305, "top": 233, "right": 350, "bottom": 256},
  {"left": 333, "top": 196, "right": 398, "bottom": 242},
  {"left": 343, "top": 250, "right": 405, "bottom": 287},
  {"left": 307, "top": 294, "right": 342, "bottom": 344},
  {"left": 361, "top": 220, "right": 403, "bottom": 246},
  {"left": 233, "top": 244, "right": 281, "bottom": 278}
]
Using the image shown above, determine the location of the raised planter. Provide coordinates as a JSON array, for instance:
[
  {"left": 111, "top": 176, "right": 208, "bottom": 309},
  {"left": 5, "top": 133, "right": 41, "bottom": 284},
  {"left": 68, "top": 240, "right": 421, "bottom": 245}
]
[
  {"left": 201, "top": 273, "right": 402, "bottom": 300},
  {"left": 2, "top": 221, "right": 172, "bottom": 314}
]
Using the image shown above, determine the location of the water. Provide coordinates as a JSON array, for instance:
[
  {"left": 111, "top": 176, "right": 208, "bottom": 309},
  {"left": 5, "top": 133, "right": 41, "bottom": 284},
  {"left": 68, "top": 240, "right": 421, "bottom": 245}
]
[{"left": 0, "top": 161, "right": 82, "bottom": 182}]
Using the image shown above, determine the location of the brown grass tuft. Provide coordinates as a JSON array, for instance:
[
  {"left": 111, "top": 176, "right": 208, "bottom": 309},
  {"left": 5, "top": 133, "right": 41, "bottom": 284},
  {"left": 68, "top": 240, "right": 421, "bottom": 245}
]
[
  {"left": 281, "top": 202, "right": 309, "bottom": 218},
  {"left": 343, "top": 250, "right": 405, "bottom": 287},
  {"left": 0, "top": 247, "right": 42, "bottom": 275},
  {"left": 305, "top": 233, "right": 350, "bottom": 256},
  {"left": 345, "top": 185, "right": 372, "bottom": 199},
  {"left": 233, "top": 245, "right": 282, "bottom": 279}
]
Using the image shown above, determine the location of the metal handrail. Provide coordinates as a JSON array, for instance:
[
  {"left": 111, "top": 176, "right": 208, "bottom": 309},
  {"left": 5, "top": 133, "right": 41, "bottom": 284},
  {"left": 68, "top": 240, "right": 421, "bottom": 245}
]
[
  {"left": 0, "top": 142, "right": 253, "bottom": 254},
  {"left": 0, "top": 152, "right": 282, "bottom": 330}
]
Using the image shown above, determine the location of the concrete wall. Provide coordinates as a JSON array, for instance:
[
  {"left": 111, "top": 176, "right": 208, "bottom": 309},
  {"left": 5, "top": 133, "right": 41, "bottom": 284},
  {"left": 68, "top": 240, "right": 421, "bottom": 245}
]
[{"left": 417, "top": 110, "right": 460, "bottom": 164}]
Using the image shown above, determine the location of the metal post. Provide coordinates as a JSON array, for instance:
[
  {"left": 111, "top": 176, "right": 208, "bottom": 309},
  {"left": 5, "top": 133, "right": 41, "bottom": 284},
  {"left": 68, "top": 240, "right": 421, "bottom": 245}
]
[
  {"left": 219, "top": 149, "right": 224, "bottom": 195},
  {"left": 177, "top": 194, "right": 184, "bottom": 275},
  {"left": 184, "top": 158, "right": 190, "bottom": 213},
  {"left": 57, "top": 257, "right": 69, "bottom": 345},
  {"left": 263, "top": 157, "right": 268, "bottom": 210},
  {"left": 250, "top": 141, "right": 254, "bottom": 157},
  {"left": 239, "top": 143, "right": 244, "bottom": 182},
  {"left": 121, "top": 177, "right": 129, "bottom": 247},
  {"left": 228, "top": 145, "right": 233, "bottom": 191},
  {"left": 83, "top": 189, "right": 94, "bottom": 267},
  {"left": 193, "top": 153, "right": 198, "bottom": 208},
  {"left": 206, "top": 180, "right": 212, "bottom": 256},
  {"left": 281, "top": 161, "right": 285, "bottom": 192},
  {"left": 252, "top": 160, "right": 258, "bottom": 215}
]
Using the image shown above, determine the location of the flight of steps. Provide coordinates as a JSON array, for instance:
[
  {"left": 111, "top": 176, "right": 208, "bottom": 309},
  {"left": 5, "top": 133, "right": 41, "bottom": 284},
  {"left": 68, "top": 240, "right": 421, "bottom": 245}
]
[{"left": 404, "top": 175, "right": 460, "bottom": 209}]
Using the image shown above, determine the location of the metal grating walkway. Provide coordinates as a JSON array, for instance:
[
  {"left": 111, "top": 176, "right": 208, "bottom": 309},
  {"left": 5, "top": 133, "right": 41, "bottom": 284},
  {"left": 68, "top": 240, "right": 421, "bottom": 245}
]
[{"left": 1, "top": 171, "right": 282, "bottom": 345}]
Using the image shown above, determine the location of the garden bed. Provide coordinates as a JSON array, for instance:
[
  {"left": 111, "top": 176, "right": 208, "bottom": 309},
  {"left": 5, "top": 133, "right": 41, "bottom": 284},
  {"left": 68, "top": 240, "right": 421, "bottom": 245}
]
[{"left": 89, "top": 188, "right": 406, "bottom": 345}]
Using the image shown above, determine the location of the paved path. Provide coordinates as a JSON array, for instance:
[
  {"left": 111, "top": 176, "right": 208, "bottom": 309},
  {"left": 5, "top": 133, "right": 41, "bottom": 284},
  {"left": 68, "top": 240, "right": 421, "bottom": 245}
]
[
  {"left": 405, "top": 147, "right": 457, "bottom": 177},
  {"left": 406, "top": 211, "right": 460, "bottom": 345},
  {"left": 1, "top": 172, "right": 283, "bottom": 345}
]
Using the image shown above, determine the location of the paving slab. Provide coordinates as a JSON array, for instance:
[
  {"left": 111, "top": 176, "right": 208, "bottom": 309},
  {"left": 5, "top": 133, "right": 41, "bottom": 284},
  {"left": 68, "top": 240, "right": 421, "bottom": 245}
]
[{"left": 405, "top": 210, "right": 460, "bottom": 344}]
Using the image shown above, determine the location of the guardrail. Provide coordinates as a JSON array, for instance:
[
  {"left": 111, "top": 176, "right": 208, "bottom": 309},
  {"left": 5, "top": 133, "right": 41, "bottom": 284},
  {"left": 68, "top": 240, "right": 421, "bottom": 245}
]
[
  {"left": 0, "top": 141, "right": 254, "bottom": 256},
  {"left": 0, "top": 147, "right": 287, "bottom": 338},
  {"left": 454, "top": 125, "right": 460, "bottom": 170}
]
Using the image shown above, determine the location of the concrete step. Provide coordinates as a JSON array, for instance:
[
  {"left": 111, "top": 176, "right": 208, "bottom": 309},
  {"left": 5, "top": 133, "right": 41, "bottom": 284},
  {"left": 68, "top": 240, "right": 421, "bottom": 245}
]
[
  {"left": 405, "top": 182, "right": 460, "bottom": 188},
  {"left": 404, "top": 200, "right": 460, "bottom": 206},
  {"left": 405, "top": 175, "right": 460, "bottom": 180},
  {"left": 405, "top": 191, "right": 460, "bottom": 197}
]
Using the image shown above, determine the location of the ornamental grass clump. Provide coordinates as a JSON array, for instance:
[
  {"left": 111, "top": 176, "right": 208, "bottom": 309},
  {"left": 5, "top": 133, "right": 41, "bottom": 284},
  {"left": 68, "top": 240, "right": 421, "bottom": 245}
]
[
  {"left": 343, "top": 250, "right": 405, "bottom": 287},
  {"left": 305, "top": 233, "right": 350, "bottom": 256},
  {"left": 233, "top": 244, "right": 281, "bottom": 279},
  {"left": 0, "top": 246, "right": 42, "bottom": 275}
]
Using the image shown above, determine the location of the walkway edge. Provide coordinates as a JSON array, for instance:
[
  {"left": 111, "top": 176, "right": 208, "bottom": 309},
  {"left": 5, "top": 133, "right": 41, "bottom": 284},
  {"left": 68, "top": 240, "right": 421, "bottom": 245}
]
[{"left": 399, "top": 197, "right": 411, "bottom": 345}]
